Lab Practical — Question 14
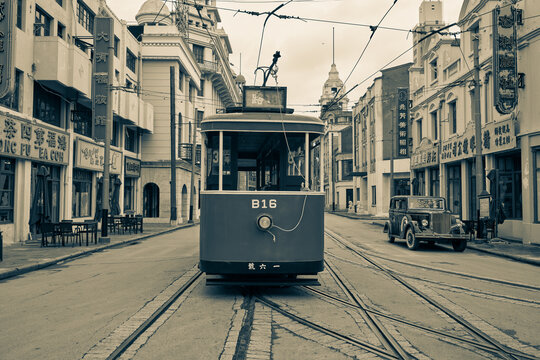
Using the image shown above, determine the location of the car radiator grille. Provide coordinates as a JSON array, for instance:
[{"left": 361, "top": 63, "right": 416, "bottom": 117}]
[{"left": 431, "top": 213, "right": 451, "bottom": 233}]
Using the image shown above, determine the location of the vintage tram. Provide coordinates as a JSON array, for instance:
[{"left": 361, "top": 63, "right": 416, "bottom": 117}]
[{"left": 199, "top": 86, "right": 325, "bottom": 285}]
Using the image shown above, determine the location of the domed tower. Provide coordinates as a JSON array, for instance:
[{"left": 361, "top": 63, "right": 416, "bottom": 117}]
[
  {"left": 319, "top": 63, "right": 349, "bottom": 113},
  {"left": 135, "top": 0, "right": 172, "bottom": 26}
]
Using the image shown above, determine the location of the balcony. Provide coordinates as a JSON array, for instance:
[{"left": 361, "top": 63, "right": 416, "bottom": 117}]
[
  {"left": 33, "top": 37, "right": 92, "bottom": 98},
  {"left": 178, "top": 143, "right": 201, "bottom": 165},
  {"left": 197, "top": 59, "right": 235, "bottom": 107},
  {"left": 112, "top": 90, "right": 154, "bottom": 133}
]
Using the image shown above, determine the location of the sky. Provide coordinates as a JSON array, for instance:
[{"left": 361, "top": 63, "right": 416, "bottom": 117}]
[{"left": 108, "top": 0, "right": 463, "bottom": 114}]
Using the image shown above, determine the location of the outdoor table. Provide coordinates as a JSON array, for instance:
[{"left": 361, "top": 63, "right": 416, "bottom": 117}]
[{"left": 72, "top": 221, "right": 98, "bottom": 246}]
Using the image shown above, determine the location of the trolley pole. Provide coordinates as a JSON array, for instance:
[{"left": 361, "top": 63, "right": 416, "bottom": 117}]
[{"left": 170, "top": 66, "right": 177, "bottom": 223}]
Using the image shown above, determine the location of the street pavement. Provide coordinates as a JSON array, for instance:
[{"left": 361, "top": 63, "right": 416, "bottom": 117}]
[
  {"left": 1, "top": 213, "right": 539, "bottom": 282},
  {"left": 0, "top": 222, "right": 198, "bottom": 280},
  {"left": 331, "top": 211, "right": 540, "bottom": 266}
]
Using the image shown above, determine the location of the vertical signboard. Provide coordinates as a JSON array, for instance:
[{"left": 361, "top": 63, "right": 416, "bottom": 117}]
[
  {"left": 493, "top": 6, "right": 518, "bottom": 114},
  {"left": 396, "top": 88, "right": 409, "bottom": 157},
  {"left": 0, "top": 0, "right": 14, "bottom": 98},
  {"left": 93, "top": 17, "right": 114, "bottom": 142}
]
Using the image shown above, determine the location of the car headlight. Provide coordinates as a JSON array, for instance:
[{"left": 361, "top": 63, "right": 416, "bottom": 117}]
[
  {"left": 256, "top": 214, "right": 273, "bottom": 231},
  {"left": 421, "top": 219, "right": 429, "bottom": 227}
]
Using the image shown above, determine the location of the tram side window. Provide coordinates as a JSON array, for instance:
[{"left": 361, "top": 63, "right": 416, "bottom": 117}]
[{"left": 206, "top": 134, "right": 235, "bottom": 190}]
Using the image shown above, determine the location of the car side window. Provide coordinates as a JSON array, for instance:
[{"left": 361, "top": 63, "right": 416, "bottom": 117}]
[{"left": 401, "top": 200, "right": 407, "bottom": 210}]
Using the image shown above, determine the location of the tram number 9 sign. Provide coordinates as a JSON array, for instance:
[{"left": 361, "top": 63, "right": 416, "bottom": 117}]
[{"left": 252, "top": 199, "right": 277, "bottom": 209}]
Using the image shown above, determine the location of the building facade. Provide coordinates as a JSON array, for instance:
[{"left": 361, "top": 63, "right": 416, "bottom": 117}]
[
  {"left": 409, "top": 0, "right": 540, "bottom": 244},
  {"left": 319, "top": 64, "right": 353, "bottom": 211},
  {"left": 352, "top": 63, "right": 412, "bottom": 216},
  {"left": 132, "top": 0, "right": 240, "bottom": 224},
  {"left": 0, "top": 0, "right": 153, "bottom": 245}
]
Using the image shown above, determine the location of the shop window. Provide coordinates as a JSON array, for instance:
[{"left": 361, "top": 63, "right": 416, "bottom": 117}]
[
  {"left": 77, "top": 1, "right": 94, "bottom": 34},
  {"left": 125, "top": 127, "right": 137, "bottom": 152},
  {"left": 72, "top": 169, "right": 92, "bottom": 218},
  {"left": 0, "top": 158, "right": 15, "bottom": 223},
  {"left": 497, "top": 154, "right": 522, "bottom": 220},
  {"left": 124, "top": 177, "right": 134, "bottom": 211},
  {"left": 34, "top": 6, "right": 52, "bottom": 37},
  {"left": 33, "top": 82, "right": 61, "bottom": 127}
]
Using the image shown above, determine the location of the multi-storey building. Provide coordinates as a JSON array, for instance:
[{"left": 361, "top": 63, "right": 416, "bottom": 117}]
[
  {"left": 133, "top": 0, "right": 241, "bottom": 223},
  {"left": 352, "top": 63, "right": 412, "bottom": 216},
  {"left": 409, "top": 0, "right": 540, "bottom": 244},
  {"left": 319, "top": 63, "right": 353, "bottom": 210},
  {"left": 0, "top": 0, "right": 153, "bottom": 245}
]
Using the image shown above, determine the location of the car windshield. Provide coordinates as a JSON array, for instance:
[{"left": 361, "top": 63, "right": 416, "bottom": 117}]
[{"left": 409, "top": 198, "right": 445, "bottom": 210}]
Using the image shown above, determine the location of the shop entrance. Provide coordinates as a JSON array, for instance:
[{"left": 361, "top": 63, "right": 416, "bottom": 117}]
[
  {"left": 29, "top": 164, "right": 60, "bottom": 234},
  {"left": 143, "top": 183, "right": 159, "bottom": 218}
]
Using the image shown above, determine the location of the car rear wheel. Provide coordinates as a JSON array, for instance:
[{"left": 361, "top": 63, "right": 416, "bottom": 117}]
[
  {"left": 406, "top": 228, "right": 419, "bottom": 250},
  {"left": 452, "top": 239, "right": 467, "bottom": 252}
]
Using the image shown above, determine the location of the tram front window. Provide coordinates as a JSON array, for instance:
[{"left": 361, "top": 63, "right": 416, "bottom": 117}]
[{"left": 205, "top": 132, "right": 321, "bottom": 192}]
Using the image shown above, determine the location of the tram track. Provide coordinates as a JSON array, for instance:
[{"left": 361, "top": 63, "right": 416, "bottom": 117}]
[
  {"left": 324, "top": 229, "right": 539, "bottom": 360},
  {"left": 326, "top": 252, "right": 540, "bottom": 308},
  {"left": 83, "top": 267, "right": 202, "bottom": 360}
]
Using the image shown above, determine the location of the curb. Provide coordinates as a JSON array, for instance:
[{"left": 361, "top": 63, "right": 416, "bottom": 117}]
[
  {"left": 0, "top": 222, "right": 197, "bottom": 281},
  {"left": 466, "top": 245, "right": 540, "bottom": 266}
]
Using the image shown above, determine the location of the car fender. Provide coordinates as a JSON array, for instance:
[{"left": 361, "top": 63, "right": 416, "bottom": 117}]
[
  {"left": 383, "top": 221, "right": 390, "bottom": 234},
  {"left": 400, "top": 215, "right": 412, "bottom": 238}
]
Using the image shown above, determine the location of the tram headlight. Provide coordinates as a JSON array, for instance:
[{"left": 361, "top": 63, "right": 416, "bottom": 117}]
[{"left": 257, "top": 214, "right": 273, "bottom": 231}]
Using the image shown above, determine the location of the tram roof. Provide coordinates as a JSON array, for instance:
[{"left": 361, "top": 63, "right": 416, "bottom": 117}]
[{"left": 201, "top": 112, "right": 325, "bottom": 134}]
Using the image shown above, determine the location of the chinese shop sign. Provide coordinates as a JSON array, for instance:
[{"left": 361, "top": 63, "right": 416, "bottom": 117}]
[
  {"left": 493, "top": 6, "right": 518, "bottom": 114},
  {"left": 74, "top": 138, "right": 121, "bottom": 174},
  {"left": 124, "top": 156, "right": 141, "bottom": 178},
  {"left": 440, "top": 119, "right": 516, "bottom": 163},
  {"left": 396, "top": 88, "right": 409, "bottom": 157},
  {"left": 0, "top": 113, "right": 69, "bottom": 165},
  {"left": 93, "top": 17, "right": 114, "bottom": 142},
  {"left": 410, "top": 138, "right": 439, "bottom": 170},
  {"left": 0, "top": 0, "right": 14, "bottom": 98}
]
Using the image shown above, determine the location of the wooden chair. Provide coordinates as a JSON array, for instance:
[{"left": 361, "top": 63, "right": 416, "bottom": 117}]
[
  {"left": 41, "top": 222, "right": 58, "bottom": 247},
  {"left": 58, "top": 222, "right": 77, "bottom": 246}
]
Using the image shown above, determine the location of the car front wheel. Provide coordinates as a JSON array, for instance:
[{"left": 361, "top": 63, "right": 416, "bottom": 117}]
[
  {"left": 406, "top": 228, "right": 419, "bottom": 250},
  {"left": 388, "top": 230, "right": 395, "bottom": 243},
  {"left": 452, "top": 239, "right": 467, "bottom": 252}
]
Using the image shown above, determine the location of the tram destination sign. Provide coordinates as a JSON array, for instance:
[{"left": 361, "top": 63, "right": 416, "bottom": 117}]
[
  {"left": 0, "top": 112, "right": 69, "bottom": 165},
  {"left": 243, "top": 86, "right": 287, "bottom": 110}
]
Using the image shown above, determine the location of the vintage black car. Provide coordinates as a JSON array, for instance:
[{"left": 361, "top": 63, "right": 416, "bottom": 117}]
[{"left": 383, "top": 196, "right": 470, "bottom": 251}]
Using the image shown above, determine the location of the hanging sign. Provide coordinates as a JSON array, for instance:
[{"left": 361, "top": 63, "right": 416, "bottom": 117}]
[
  {"left": 93, "top": 17, "right": 114, "bottom": 142},
  {"left": 493, "top": 6, "right": 518, "bottom": 114},
  {"left": 0, "top": 0, "right": 14, "bottom": 98},
  {"left": 396, "top": 88, "right": 409, "bottom": 157}
]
